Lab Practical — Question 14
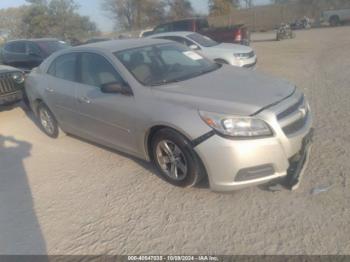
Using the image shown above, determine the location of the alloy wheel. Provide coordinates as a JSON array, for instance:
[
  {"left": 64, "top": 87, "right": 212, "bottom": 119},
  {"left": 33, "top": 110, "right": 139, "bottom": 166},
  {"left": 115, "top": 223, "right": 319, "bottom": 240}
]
[{"left": 155, "top": 139, "right": 188, "bottom": 181}]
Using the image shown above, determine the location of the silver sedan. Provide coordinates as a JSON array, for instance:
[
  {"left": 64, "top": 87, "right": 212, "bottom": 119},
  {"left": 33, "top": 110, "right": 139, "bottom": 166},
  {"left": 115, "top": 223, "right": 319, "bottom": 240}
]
[
  {"left": 25, "top": 39, "right": 312, "bottom": 192},
  {"left": 149, "top": 31, "right": 257, "bottom": 68}
]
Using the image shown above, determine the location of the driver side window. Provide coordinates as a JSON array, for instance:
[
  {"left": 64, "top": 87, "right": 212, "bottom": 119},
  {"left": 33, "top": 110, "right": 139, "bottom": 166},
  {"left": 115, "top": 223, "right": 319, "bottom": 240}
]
[{"left": 80, "top": 53, "right": 123, "bottom": 88}]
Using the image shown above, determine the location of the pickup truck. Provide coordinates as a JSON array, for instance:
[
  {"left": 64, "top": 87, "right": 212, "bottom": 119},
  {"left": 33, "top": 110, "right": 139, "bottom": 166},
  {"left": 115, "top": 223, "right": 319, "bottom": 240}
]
[
  {"left": 150, "top": 18, "right": 250, "bottom": 46},
  {"left": 321, "top": 9, "right": 350, "bottom": 26}
]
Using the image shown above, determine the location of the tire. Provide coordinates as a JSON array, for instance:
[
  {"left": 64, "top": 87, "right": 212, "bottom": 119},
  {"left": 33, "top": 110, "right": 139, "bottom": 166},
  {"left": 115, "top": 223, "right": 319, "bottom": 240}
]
[
  {"left": 330, "top": 16, "right": 340, "bottom": 27},
  {"left": 151, "top": 128, "right": 205, "bottom": 187},
  {"left": 37, "top": 103, "right": 61, "bottom": 138}
]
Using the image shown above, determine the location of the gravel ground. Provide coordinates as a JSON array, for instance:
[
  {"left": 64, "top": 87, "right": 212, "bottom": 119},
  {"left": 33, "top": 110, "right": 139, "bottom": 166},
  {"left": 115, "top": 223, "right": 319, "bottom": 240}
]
[{"left": 0, "top": 27, "right": 350, "bottom": 255}]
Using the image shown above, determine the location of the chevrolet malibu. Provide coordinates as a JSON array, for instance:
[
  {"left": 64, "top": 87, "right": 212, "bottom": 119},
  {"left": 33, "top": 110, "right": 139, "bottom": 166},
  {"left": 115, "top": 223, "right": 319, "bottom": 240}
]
[{"left": 25, "top": 39, "right": 313, "bottom": 192}]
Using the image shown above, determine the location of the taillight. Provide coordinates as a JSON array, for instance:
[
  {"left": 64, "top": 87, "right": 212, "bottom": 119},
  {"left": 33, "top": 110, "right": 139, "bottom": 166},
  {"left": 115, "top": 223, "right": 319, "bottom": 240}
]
[{"left": 235, "top": 29, "right": 242, "bottom": 42}]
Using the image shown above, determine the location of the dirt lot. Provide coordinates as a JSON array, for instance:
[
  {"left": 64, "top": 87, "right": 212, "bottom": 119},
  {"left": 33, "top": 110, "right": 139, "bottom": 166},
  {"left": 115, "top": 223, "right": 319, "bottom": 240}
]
[{"left": 1, "top": 27, "right": 350, "bottom": 255}]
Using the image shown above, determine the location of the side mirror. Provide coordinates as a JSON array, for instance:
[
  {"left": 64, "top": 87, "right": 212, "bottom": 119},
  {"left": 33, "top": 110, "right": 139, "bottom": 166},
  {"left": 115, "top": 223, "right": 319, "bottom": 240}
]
[
  {"left": 101, "top": 82, "right": 132, "bottom": 95},
  {"left": 189, "top": 44, "right": 200, "bottom": 50}
]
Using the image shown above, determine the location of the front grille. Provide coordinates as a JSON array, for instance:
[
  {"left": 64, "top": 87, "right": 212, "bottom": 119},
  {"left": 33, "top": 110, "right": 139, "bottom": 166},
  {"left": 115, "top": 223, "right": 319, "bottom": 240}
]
[
  {"left": 277, "top": 94, "right": 309, "bottom": 135},
  {"left": 282, "top": 111, "right": 309, "bottom": 135},
  {"left": 277, "top": 95, "right": 304, "bottom": 120},
  {"left": 0, "top": 73, "right": 18, "bottom": 95}
]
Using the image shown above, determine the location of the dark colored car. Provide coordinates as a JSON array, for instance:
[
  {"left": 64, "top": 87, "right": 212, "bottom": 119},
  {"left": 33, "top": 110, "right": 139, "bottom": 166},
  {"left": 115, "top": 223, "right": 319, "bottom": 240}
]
[
  {"left": 84, "top": 37, "right": 112, "bottom": 44},
  {"left": 0, "top": 65, "right": 25, "bottom": 106},
  {"left": 0, "top": 38, "right": 69, "bottom": 72},
  {"left": 151, "top": 18, "right": 250, "bottom": 46}
]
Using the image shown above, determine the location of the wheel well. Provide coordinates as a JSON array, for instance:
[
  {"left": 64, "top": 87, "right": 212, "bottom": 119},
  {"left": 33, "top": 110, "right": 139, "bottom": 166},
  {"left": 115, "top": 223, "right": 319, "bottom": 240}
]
[
  {"left": 330, "top": 15, "right": 340, "bottom": 23},
  {"left": 146, "top": 125, "right": 172, "bottom": 160},
  {"left": 145, "top": 125, "right": 209, "bottom": 182},
  {"left": 330, "top": 15, "right": 340, "bottom": 20},
  {"left": 32, "top": 98, "right": 43, "bottom": 115},
  {"left": 214, "top": 58, "right": 229, "bottom": 64}
]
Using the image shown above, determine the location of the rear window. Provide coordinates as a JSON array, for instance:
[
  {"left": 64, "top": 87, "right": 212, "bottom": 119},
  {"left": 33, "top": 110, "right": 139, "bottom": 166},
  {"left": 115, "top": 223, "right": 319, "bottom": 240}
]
[
  {"left": 173, "top": 20, "right": 191, "bottom": 31},
  {"left": 36, "top": 41, "right": 69, "bottom": 57}
]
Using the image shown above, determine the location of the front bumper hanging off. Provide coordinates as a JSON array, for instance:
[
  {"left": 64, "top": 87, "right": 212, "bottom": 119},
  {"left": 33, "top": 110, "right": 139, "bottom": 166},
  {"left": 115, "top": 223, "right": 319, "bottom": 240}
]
[{"left": 283, "top": 128, "right": 314, "bottom": 190}]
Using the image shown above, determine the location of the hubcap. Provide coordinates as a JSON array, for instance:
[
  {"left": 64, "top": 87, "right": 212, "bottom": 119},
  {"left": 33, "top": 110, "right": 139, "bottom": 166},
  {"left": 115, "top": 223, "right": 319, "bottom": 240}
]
[
  {"left": 155, "top": 140, "right": 187, "bottom": 181},
  {"left": 39, "top": 108, "right": 55, "bottom": 135}
]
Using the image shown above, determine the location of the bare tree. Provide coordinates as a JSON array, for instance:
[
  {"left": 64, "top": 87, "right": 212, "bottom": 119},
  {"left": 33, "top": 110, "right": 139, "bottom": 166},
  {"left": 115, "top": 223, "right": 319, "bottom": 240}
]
[
  {"left": 166, "top": 0, "right": 194, "bottom": 20},
  {"left": 0, "top": 6, "right": 28, "bottom": 39},
  {"left": 208, "top": 0, "right": 240, "bottom": 16},
  {"left": 102, "top": 0, "right": 166, "bottom": 30}
]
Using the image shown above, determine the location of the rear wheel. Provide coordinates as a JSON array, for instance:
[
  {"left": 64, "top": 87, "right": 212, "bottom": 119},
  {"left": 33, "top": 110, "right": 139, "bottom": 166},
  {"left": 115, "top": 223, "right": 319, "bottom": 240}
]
[
  {"left": 330, "top": 16, "right": 340, "bottom": 26},
  {"left": 151, "top": 128, "right": 204, "bottom": 187},
  {"left": 37, "top": 103, "right": 62, "bottom": 138}
]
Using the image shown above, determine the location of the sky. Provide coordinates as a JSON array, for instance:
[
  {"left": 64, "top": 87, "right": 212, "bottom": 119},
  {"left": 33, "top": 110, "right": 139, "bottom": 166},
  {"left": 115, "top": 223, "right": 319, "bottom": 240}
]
[{"left": 0, "top": 0, "right": 270, "bottom": 32}]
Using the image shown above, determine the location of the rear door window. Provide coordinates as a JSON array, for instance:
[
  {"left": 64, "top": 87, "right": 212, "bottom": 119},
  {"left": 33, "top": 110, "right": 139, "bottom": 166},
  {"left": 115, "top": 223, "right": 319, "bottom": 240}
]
[
  {"left": 154, "top": 23, "right": 172, "bottom": 33},
  {"left": 173, "top": 20, "right": 191, "bottom": 31}
]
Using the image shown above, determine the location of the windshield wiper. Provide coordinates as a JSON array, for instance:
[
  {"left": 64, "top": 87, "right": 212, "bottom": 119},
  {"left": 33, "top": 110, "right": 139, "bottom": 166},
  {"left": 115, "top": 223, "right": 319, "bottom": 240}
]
[{"left": 149, "top": 65, "right": 221, "bottom": 86}]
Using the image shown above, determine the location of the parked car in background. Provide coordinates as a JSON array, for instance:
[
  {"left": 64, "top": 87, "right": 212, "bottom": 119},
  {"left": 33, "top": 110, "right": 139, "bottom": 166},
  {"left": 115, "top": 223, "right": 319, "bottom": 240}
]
[
  {"left": 139, "top": 29, "right": 154, "bottom": 38},
  {"left": 0, "top": 65, "right": 24, "bottom": 106},
  {"left": 0, "top": 38, "right": 69, "bottom": 72},
  {"left": 25, "top": 39, "right": 313, "bottom": 192},
  {"left": 290, "top": 16, "right": 312, "bottom": 30},
  {"left": 150, "top": 17, "right": 250, "bottom": 46},
  {"left": 149, "top": 31, "right": 257, "bottom": 68},
  {"left": 84, "top": 37, "right": 112, "bottom": 44},
  {"left": 321, "top": 9, "right": 350, "bottom": 26}
]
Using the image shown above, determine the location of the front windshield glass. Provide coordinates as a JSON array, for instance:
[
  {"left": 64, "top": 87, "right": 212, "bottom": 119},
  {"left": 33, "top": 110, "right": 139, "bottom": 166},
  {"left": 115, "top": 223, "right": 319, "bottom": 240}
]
[
  {"left": 115, "top": 43, "right": 221, "bottom": 86},
  {"left": 187, "top": 33, "right": 219, "bottom": 47}
]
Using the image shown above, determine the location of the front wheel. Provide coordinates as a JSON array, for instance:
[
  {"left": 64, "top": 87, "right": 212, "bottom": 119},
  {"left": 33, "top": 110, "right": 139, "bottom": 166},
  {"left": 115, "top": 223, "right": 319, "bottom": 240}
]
[
  {"left": 151, "top": 128, "right": 205, "bottom": 187},
  {"left": 37, "top": 103, "right": 61, "bottom": 138}
]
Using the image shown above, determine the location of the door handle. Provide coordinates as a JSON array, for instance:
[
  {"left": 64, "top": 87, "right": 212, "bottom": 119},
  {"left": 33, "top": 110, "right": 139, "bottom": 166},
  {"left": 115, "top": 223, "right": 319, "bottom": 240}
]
[
  {"left": 78, "top": 96, "right": 91, "bottom": 104},
  {"left": 45, "top": 87, "right": 54, "bottom": 93}
]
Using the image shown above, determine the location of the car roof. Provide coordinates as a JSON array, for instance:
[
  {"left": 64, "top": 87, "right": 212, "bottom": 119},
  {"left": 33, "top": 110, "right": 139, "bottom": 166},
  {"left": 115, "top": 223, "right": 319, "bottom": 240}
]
[
  {"left": 149, "top": 31, "right": 195, "bottom": 38},
  {"left": 72, "top": 38, "right": 172, "bottom": 53}
]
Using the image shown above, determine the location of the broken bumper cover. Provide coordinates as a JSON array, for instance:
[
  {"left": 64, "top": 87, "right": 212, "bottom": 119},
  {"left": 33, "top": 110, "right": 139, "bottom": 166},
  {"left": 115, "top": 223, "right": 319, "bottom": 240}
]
[
  {"left": 283, "top": 128, "right": 314, "bottom": 190},
  {"left": 194, "top": 124, "right": 313, "bottom": 192}
]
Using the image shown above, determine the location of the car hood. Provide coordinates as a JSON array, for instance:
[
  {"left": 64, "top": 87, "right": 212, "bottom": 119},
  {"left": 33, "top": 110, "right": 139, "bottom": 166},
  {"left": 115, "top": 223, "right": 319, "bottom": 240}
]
[
  {"left": 0, "top": 65, "right": 21, "bottom": 74},
  {"left": 209, "top": 43, "right": 253, "bottom": 54},
  {"left": 152, "top": 66, "right": 295, "bottom": 116}
]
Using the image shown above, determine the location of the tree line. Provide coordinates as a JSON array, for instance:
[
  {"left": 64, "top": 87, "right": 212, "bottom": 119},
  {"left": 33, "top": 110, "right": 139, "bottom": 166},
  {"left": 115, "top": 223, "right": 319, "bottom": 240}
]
[
  {"left": 102, "top": 0, "right": 244, "bottom": 31},
  {"left": 0, "top": 0, "right": 98, "bottom": 41},
  {"left": 1, "top": 0, "right": 349, "bottom": 42}
]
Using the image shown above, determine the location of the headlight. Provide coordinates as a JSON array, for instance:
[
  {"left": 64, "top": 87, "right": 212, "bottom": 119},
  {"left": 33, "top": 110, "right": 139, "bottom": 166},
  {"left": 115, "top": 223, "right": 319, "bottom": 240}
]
[
  {"left": 233, "top": 53, "right": 247, "bottom": 60},
  {"left": 199, "top": 111, "right": 273, "bottom": 138},
  {"left": 11, "top": 72, "right": 25, "bottom": 84}
]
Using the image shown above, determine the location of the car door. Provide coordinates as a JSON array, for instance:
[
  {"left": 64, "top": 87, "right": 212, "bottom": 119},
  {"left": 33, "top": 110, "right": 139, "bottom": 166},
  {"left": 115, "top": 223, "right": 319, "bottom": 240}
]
[
  {"left": 75, "top": 52, "right": 138, "bottom": 153},
  {"left": 44, "top": 53, "right": 81, "bottom": 132}
]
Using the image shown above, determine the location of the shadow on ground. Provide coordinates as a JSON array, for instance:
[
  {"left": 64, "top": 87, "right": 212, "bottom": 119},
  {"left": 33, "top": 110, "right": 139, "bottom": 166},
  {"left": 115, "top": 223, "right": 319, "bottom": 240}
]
[{"left": 0, "top": 134, "right": 47, "bottom": 255}]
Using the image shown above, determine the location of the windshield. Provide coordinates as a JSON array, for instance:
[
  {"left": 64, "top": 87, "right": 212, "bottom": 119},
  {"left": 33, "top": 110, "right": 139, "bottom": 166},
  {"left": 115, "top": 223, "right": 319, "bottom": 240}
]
[
  {"left": 115, "top": 43, "right": 221, "bottom": 86},
  {"left": 36, "top": 41, "right": 69, "bottom": 56},
  {"left": 187, "top": 33, "right": 219, "bottom": 47}
]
